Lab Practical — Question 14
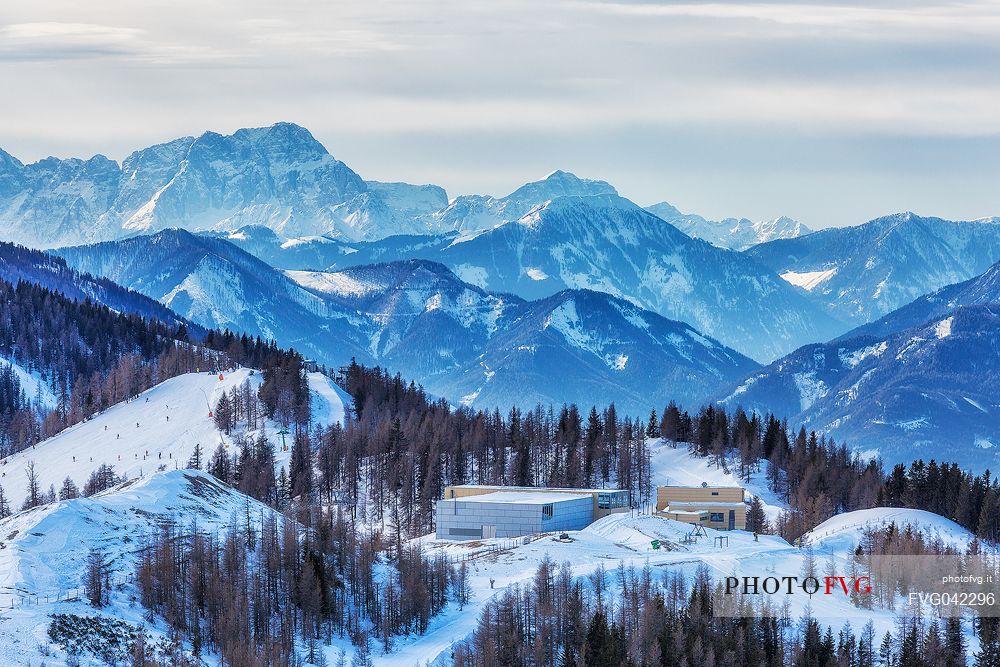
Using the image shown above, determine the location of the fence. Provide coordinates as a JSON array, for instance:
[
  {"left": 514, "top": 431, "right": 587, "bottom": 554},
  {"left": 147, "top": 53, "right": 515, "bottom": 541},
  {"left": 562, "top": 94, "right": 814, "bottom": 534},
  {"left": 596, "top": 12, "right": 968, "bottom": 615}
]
[{"left": 0, "top": 573, "right": 136, "bottom": 610}]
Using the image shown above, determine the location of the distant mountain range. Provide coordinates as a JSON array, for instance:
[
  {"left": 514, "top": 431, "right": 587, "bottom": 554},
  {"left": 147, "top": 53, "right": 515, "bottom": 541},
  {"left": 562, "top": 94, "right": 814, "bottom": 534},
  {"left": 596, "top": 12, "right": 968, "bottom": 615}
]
[
  {"left": 717, "top": 261, "right": 1000, "bottom": 471},
  {"left": 0, "top": 123, "right": 449, "bottom": 247},
  {"left": 5, "top": 121, "right": 1000, "bottom": 466},
  {"left": 54, "top": 230, "right": 757, "bottom": 414},
  {"left": 748, "top": 212, "right": 1000, "bottom": 325},
  {"left": 280, "top": 194, "right": 844, "bottom": 361},
  {"left": 645, "top": 202, "right": 811, "bottom": 250}
]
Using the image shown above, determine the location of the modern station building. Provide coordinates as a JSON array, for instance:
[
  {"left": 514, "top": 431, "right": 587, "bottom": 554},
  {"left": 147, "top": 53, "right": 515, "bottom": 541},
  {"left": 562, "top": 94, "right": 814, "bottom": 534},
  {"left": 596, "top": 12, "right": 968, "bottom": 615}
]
[
  {"left": 655, "top": 484, "right": 746, "bottom": 530},
  {"left": 435, "top": 484, "right": 630, "bottom": 540}
]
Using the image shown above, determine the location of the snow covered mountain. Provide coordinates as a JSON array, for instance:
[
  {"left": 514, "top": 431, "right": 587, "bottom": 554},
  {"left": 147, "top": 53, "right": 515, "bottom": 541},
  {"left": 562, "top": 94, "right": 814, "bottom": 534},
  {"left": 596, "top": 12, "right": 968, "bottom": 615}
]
[
  {"left": 0, "top": 149, "right": 120, "bottom": 248},
  {"left": 426, "top": 170, "right": 618, "bottom": 235},
  {"left": 290, "top": 260, "right": 759, "bottom": 412},
  {"left": 0, "top": 123, "right": 454, "bottom": 247},
  {"left": 423, "top": 288, "right": 760, "bottom": 412},
  {"left": 203, "top": 225, "right": 358, "bottom": 270},
  {"left": 747, "top": 212, "right": 1000, "bottom": 325},
  {"left": 322, "top": 195, "right": 845, "bottom": 361},
  {"left": 717, "top": 302, "right": 1000, "bottom": 471},
  {"left": 52, "top": 232, "right": 756, "bottom": 413},
  {"left": 841, "top": 259, "right": 1000, "bottom": 340},
  {"left": 0, "top": 127, "right": 634, "bottom": 249},
  {"left": 0, "top": 241, "right": 197, "bottom": 331},
  {"left": 646, "top": 202, "right": 811, "bottom": 250},
  {"left": 53, "top": 229, "right": 370, "bottom": 365}
]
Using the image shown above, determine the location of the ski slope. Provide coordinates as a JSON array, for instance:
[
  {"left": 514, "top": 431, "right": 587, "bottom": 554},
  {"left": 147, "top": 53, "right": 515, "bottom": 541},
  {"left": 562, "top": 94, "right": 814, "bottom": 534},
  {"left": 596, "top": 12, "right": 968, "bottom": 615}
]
[{"left": 0, "top": 369, "right": 350, "bottom": 512}]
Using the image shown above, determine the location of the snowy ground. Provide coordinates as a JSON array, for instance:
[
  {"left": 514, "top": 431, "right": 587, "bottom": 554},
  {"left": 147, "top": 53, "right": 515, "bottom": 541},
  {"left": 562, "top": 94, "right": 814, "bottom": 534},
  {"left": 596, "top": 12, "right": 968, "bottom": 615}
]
[
  {"left": 803, "top": 507, "right": 975, "bottom": 553},
  {"left": 0, "top": 368, "right": 349, "bottom": 516}
]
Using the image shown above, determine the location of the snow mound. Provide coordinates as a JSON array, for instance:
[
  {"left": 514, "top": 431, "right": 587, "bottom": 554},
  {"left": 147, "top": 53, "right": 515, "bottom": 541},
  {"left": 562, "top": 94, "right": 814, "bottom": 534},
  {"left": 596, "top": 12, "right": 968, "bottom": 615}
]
[
  {"left": 804, "top": 507, "right": 975, "bottom": 553},
  {"left": 582, "top": 513, "right": 694, "bottom": 549}
]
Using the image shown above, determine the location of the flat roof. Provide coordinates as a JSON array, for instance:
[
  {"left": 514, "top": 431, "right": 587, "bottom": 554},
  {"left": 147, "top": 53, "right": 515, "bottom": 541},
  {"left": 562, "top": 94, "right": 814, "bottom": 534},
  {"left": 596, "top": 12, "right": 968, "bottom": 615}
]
[
  {"left": 659, "top": 485, "right": 744, "bottom": 491},
  {"left": 448, "top": 484, "right": 627, "bottom": 495},
  {"left": 662, "top": 509, "right": 709, "bottom": 517},
  {"left": 447, "top": 491, "right": 591, "bottom": 505}
]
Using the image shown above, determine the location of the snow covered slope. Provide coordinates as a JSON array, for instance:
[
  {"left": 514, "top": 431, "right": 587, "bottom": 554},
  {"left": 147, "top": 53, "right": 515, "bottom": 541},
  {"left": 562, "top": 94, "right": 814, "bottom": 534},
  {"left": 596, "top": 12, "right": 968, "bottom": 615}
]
[
  {"left": 841, "top": 259, "right": 1000, "bottom": 340},
  {"left": 646, "top": 203, "right": 811, "bottom": 250},
  {"left": 0, "top": 469, "right": 285, "bottom": 666},
  {"left": 803, "top": 507, "right": 975, "bottom": 554},
  {"left": 747, "top": 212, "right": 1000, "bottom": 325},
  {"left": 717, "top": 303, "right": 1000, "bottom": 471},
  {"left": 0, "top": 368, "right": 349, "bottom": 511}
]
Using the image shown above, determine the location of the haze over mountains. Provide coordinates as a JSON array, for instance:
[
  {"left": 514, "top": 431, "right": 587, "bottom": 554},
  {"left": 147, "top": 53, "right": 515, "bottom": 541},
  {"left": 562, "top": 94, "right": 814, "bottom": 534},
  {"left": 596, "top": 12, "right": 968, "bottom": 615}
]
[{"left": 3, "top": 121, "right": 1000, "bottom": 467}]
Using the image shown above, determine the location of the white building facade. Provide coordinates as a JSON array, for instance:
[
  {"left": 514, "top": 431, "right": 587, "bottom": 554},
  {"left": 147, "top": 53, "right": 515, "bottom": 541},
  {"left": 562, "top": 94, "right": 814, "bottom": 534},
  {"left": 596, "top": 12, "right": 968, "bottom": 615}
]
[{"left": 435, "top": 491, "right": 594, "bottom": 540}]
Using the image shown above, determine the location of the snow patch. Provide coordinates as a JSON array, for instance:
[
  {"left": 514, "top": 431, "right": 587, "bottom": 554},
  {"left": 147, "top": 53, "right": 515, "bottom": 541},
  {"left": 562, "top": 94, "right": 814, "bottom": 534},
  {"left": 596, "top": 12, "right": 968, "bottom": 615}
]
[
  {"left": 934, "top": 316, "right": 953, "bottom": 339},
  {"left": 838, "top": 341, "right": 887, "bottom": 369},
  {"left": 779, "top": 268, "right": 837, "bottom": 291},
  {"left": 792, "top": 371, "right": 828, "bottom": 411}
]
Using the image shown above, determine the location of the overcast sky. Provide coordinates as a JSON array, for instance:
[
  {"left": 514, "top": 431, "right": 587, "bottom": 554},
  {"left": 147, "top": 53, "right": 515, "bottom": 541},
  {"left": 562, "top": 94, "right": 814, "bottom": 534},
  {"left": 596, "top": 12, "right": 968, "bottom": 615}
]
[{"left": 1, "top": 0, "right": 998, "bottom": 228}]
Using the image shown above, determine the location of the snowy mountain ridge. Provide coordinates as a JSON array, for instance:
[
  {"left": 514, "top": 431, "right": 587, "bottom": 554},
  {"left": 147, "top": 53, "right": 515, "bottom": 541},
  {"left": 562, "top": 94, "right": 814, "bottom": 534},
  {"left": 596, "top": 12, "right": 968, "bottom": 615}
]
[
  {"left": 748, "top": 211, "right": 1000, "bottom": 326},
  {"left": 645, "top": 202, "right": 812, "bottom": 250},
  {"left": 310, "top": 194, "right": 846, "bottom": 361},
  {"left": 716, "top": 301, "right": 1000, "bottom": 471},
  {"left": 52, "top": 233, "right": 758, "bottom": 414}
]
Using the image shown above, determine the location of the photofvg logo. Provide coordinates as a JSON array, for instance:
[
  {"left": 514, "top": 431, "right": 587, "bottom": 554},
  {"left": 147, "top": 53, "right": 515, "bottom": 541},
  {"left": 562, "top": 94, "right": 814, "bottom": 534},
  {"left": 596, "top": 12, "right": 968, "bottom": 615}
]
[
  {"left": 711, "top": 555, "right": 1000, "bottom": 618},
  {"left": 724, "top": 575, "right": 871, "bottom": 598}
]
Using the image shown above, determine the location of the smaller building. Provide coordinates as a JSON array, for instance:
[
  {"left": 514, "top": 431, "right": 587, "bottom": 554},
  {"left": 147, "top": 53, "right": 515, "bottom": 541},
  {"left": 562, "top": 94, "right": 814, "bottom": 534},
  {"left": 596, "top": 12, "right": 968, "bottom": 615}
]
[{"left": 656, "top": 485, "right": 746, "bottom": 530}]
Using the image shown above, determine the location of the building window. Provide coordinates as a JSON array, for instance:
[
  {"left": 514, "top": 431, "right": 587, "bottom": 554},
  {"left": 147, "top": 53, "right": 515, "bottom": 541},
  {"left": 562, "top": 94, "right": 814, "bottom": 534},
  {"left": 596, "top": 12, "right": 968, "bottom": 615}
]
[
  {"left": 711, "top": 491, "right": 719, "bottom": 496},
  {"left": 710, "top": 512, "right": 725, "bottom": 522},
  {"left": 449, "top": 527, "right": 482, "bottom": 537},
  {"left": 542, "top": 504, "right": 553, "bottom": 520}
]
